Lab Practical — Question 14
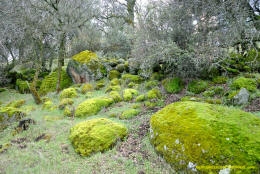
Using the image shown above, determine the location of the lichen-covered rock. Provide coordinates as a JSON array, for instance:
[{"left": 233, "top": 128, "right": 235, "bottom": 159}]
[
  {"left": 108, "top": 70, "right": 121, "bottom": 80},
  {"left": 233, "top": 88, "right": 249, "bottom": 105},
  {"left": 147, "top": 88, "right": 162, "bottom": 100},
  {"left": 231, "top": 77, "right": 257, "bottom": 92},
  {"left": 109, "top": 91, "right": 122, "bottom": 103},
  {"left": 67, "top": 50, "right": 105, "bottom": 84},
  {"left": 60, "top": 88, "right": 78, "bottom": 99},
  {"left": 187, "top": 80, "right": 208, "bottom": 94},
  {"left": 0, "top": 107, "right": 26, "bottom": 130},
  {"left": 120, "top": 109, "right": 140, "bottom": 119},
  {"left": 150, "top": 101, "right": 260, "bottom": 173},
  {"left": 6, "top": 99, "right": 25, "bottom": 108},
  {"left": 69, "top": 118, "right": 127, "bottom": 156},
  {"left": 162, "top": 77, "right": 184, "bottom": 94},
  {"left": 123, "top": 89, "right": 139, "bottom": 101},
  {"left": 39, "top": 69, "right": 72, "bottom": 95},
  {"left": 75, "top": 97, "right": 114, "bottom": 117},
  {"left": 81, "top": 83, "right": 93, "bottom": 94}
]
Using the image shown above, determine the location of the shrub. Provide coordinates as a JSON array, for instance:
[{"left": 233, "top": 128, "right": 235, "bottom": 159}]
[
  {"left": 69, "top": 118, "right": 127, "bottom": 156},
  {"left": 231, "top": 77, "right": 257, "bottom": 92},
  {"left": 212, "top": 76, "right": 228, "bottom": 84},
  {"left": 136, "top": 94, "right": 146, "bottom": 102},
  {"left": 110, "top": 78, "right": 120, "bottom": 86},
  {"left": 95, "top": 79, "right": 106, "bottom": 90},
  {"left": 122, "top": 74, "right": 143, "bottom": 83},
  {"left": 60, "top": 88, "right": 78, "bottom": 99},
  {"left": 75, "top": 97, "right": 114, "bottom": 117},
  {"left": 109, "top": 91, "right": 122, "bottom": 103},
  {"left": 145, "top": 80, "right": 159, "bottom": 89},
  {"left": 187, "top": 80, "right": 208, "bottom": 94},
  {"left": 162, "top": 77, "right": 184, "bottom": 93},
  {"left": 16, "top": 79, "right": 30, "bottom": 94},
  {"left": 105, "top": 85, "right": 121, "bottom": 93},
  {"left": 150, "top": 101, "right": 260, "bottom": 172}
]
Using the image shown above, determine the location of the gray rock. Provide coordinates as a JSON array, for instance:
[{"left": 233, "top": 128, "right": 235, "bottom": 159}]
[{"left": 233, "top": 88, "right": 249, "bottom": 105}]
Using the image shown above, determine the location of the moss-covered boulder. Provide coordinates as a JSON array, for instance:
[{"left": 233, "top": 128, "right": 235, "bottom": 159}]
[
  {"left": 123, "top": 89, "right": 139, "bottom": 101},
  {"left": 145, "top": 80, "right": 159, "bottom": 90},
  {"left": 16, "top": 79, "right": 30, "bottom": 94},
  {"left": 108, "top": 70, "right": 121, "bottom": 80},
  {"left": 75, "top": 97, "right": 114, "bottom": 117},
  {"left": 109, "top": 91, "right": 122, "bottom": 103},
  {"left": 187, "top": 79, "right": 208, "bottom": 94},
  {"left": 150, "top": 101, "right": 260, "bottom": 173},
  {"left": 69, "top": 118, "right": 127, "bottom": 156},
  {"left": 162, "top": 77, "right": 184, "bottom": 94},
  {"left": 60, "top": 88, "right": 78, "bottom": 99},
  {"left": 0, "top": 107, "right": 26, "bottom": 130},
  {"left": 67, "top": 50, "right": 106, "bottom": 84},
  {"left": 120, "top": 109, "right": 140, "bottom": 119},
  {"left": 81, "top": 83, "right": 93, "bottom": 94},
  {"left": 58, "top": 98, "right": 74, "bottom": 110},
  {"left": 39, "top": 69, "right": 72, "bottom": 95},
  {"left": 42, "top": 101, "right": 56, "bottom": 111},
  {"left": 136, "top": 94, "right": 146, "bottom": 102},
  {"left": 122, "top": 74, "right": 143, "bottom": 84},
  {"left": 95, "top": 79, "right": 106, "bottom": 90},
  {"left": 231, "top": 77, "right": 257, "bottom": 92},
  {"left": 147, "top": 88, "right": 162, "bottom": 100}
]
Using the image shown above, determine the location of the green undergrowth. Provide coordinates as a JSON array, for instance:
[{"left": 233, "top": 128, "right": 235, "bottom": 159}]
[{"left": 0, "top": 88, "right": 174, "bottom": 174}]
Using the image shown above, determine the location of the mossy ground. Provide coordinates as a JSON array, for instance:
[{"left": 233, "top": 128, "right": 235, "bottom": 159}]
[{"left": 0, "top": 88, "right": 173, "bottom": 174}]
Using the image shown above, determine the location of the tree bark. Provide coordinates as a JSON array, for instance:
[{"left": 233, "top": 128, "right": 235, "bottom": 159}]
[
  {"left": 28, "top": 69, "right": 42, "bottom": 104},
  {"left": 56, "top": 32, "right": 66, "bottom": 94}
]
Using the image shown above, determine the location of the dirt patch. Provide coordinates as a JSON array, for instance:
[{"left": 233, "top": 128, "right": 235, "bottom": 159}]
[
  {"left": 244, "top": 98, "right": 260, "bottom": 112},
  {"left": 11, "top": 137, "right": 28, "bottom": 149}
]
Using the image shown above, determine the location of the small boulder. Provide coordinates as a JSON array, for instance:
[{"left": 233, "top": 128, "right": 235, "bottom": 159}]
[
  {"left": 69, "top": 118, "right": 127, "bottom": 156},
  {"left": 233, "top": 88, "right": 249, "bottom": 105}
]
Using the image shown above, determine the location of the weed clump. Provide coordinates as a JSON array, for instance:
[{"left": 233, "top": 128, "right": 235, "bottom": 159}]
[
  {"left": 162, "top": 77, "right": 184, "bottom": 93},
  {"left": 187, "top": 79, "right": 208, "bottom": 94},
  {"left": 69, "top": 118, "right": 127, "bottom": 156}
]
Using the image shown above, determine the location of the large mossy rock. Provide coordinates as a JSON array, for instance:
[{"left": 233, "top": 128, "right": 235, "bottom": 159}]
[
  {"left": 39, "top": 69, "right": 72, "bottom": 95},
  {"left": 0, "top": 107, "right": 26, "bottom": 130},
  {"left": 75, "top": 97, "right": 114, "bottom": 117},
  {"left": 150, "top": 101, "right": 260, "bottom": 173},
  {"left": 67, "top": 50, "right": 107, "bottom": 84},
  {"left": 69, "top": 118, "right": 127, "bottom": 156}
]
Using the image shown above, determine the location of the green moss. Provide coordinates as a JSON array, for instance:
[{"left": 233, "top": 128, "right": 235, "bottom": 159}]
[
  {"left": 231, "top": 77, "right": 257, "bottom": 92},
  {"left": 60, "top": 88, "right": 78, "bottom": 99},
  {"left": 123, "top": 89, "right": 139, "bottom": 101},
  {"left": 187, "top": 80, "right": 208, "bottom": 94},
  {"left": 6, "top": 99, "right": 25, "bottom": 108},
  {"left": 69, "top": 118, "right": 127, "bottom": 156},
  {"left": 212, "top": 76, "right": 228, "bottom": 84},
  {"left": 81, "top": 83, "right": 93, "bottom": 94},
  {"left": 202, "top": 90, "right": 215, "bottom": 97},
  {"left": 105, "top": 85, "right": 121, "bottom": 93},
  {"left": 110, "top": 78, "right": 120, "bottom": 86},
  {"left": 72, "top": 50, "right": 98, "bottom": 64},
  {"left": 147, "top": 88, "right": 162, "bottom": 100},
  {"left": 136, "top": 94, "right": 146, "bottom": 102},
  {"left": 150, "top": 101, "right": 260, "bottom": 172},
  {"left": 95, "top": 79, "right": 106, "bottom": 90},
  {"left": 42, "top": 101, "right": 56, "bottom": 111},
  {"left": 122, "top": 74, "right": 143, "bottom": 83},
  {"left": 108, "top": 70, "right": 121, "bottom": 80},
  {"left": 109, "top": 91, "right": 122, "bottom": 103},
  {"left": 75, "top": 97, "right": 114, "bottom": 117},
  {"left": 64, "top": 106, "right": 74, "bottom": 117},
  {"left": 58, "top": 98, "right": 74, "bottom": 110},
  {"left": 16, "top": 79, "right": 30, "bottom": 94},
  {"left": 144, "top": 101, "right": 157, "bottom": 108},
  {"left": 162, "top": 77, "right": 184, "bottom": 94},
  {"left": 39, "top": 69, "right": 72, "bottom": 95},
  {"left": 151, "top": 72, "right": 164, "bottom": 81},
  {"left": 127, "top": 82, "right": 136, "bottom": 88},
  {"left": 0, "top": 107, "right": 26, "bottom": 130},
  {"left": 119, "top": 109, "right": 140, "bottom": 119}
]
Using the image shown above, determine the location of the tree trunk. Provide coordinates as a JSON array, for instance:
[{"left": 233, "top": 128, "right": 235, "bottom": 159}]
[
  {"left": 28, "top": 68, "right": 42, "bottom": 104},
  {"left": 56, "top": 32, "right": 66, "bottom": 94}
]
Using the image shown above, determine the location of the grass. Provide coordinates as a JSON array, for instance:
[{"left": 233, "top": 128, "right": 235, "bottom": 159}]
[{"left": 0, "top": 87, "right": 174, "bottom": 174}]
